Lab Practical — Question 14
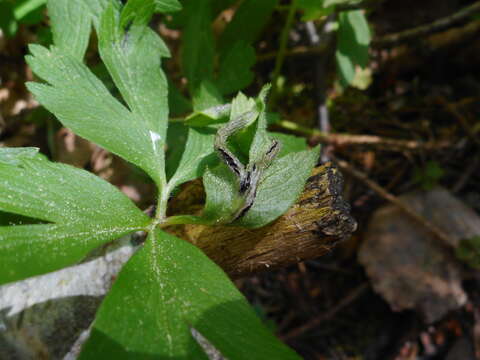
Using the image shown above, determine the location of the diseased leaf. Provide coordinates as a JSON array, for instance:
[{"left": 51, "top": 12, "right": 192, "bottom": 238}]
[
  {"left": 202, "top": 163, "right": 241, "bottom": 224},
  {"left": 235, "top": 147, "right": 319, "bottom": 228},
  {"left": 248, "top": 84, "right": 273, "bottom": 163},
  {"left": 193, "top": 87, "right": 317, "bottom": 228},
  {"left": 269, "top": 132, "right": 308, "bottom": 157},
  {"left": 79, "top": 230, "right": 300, "bottom": 359},
  {"left": 47, "top": 0, "right": 91, "bottom": 59},
  {"left": 0, "top": 155, "right": 149, "bottom": 285},
  {"left": 226, "top": 128, "right": 302, "bottom": 163}
]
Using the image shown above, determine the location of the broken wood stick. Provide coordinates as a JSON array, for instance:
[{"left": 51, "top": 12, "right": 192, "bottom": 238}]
[{"left": 168, "top": 163, "right": 357, "bottom": 277}]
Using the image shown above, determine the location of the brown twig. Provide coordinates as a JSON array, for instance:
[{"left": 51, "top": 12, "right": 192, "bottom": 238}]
[
  {"left": 333, "top": 156, "right": 456, "bottom": 246},
  {"left": 281, "top": 283, "right": 369, "bottom": 340},
  {"left": 277, "top": 120, "right": 451, "bottom": 151},
  {"left": 373, "top": 1, "right": 480, "bottom": 46}
]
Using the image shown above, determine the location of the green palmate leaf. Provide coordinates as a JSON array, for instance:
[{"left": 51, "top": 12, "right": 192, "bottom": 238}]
[
  {"left": 0, "top": 146, "right": 39, "bottom": 165},
  {"left": 184, "top": 103, "right": 230, "bottom": 127},
  {"left": 184, "top": 82, "right": 228, "bottom": 127},
  {"left": 167, "top": 127, "right": 216, "bottom": 190},
  {"left": 216, "top": 42, "right": 255, "bottom": 95},
  {"left": 181, "top": 0, "right": 215, "bottom": 93},
  {"left": 179, "top": 0, "right": 265, "bottom": 98},
  {"left": 165, "top": 122, "right": 189, "bottom": 179},
  {"left": 79, "top": 230, "right": 300, "bottom": 359},
  {"left": 168, "top": 81, "right": 192, "bottom": 116},
  {"left": 196, "top": 86, "right": 319, "bottom": 228},
  {"left": 336, "top": 9, "right": 371, "bottom": 87},
  {"left": 249, "top": 84, "right": 273, "bottom": 162},
  {"left": 119, "top": 0, "right": 156, "bottom": 28},
  {"left": 154, "top": 0, "right": 181, "bottom": 12},
  {"left": 298, "top": 0, "right": 334, "bottom": 21},
  {"left": 202, "top": 163, "right": 240, "bottom": 224},
  {"left": 1, "top": 0, "right": 48, "bottom": 37},
  {"left": 227, "top": 131, "right": 307, "bottom": 161},
  {"left": 191, "top": 80, "right": 224, "bottom": 113},
  {"left": 216, "top": 0, "right": 277, "bottom": 94},
  {"left": 13, "top": 0, "right": 46, "bottom": 21},
  {"left": 0, "top": 2, "right": 18, "bottom": 36},
  {"left": 0, "top": 210, "right": 39, "bottom": 226},
  {"left": 83, "top": 0, "right": 118, "bottom": 28},
  {"left": 236, "top": 146, "right": 319, "bottom": 228},
  {"left": 47, "top": 0, "right": 91, "bottom": 59},
  {"left": 167, "top": 81, "right": 224, "bottom": 190},
  {"left": 269, "top": 132, "right": 308, "bottom": 157},
  {"left": 180, "top": 0, "right": 271, "bottom": 98},
  {"left": 230, "top": 91, "right": 257, "bottom": 121},
  {"left": 120, "top": 0, "right": 181, "bottom": 28},
  {"left": 26, "top": 46, "right": 163, "bottom": 186},
  {"left": 324, "top": 0, "right": 361, "bottom": 6},
  {"left": 218, "top": 0, "right": 277, "bottom": 55},
  {"left": 26, "top": 4, "right": 170, "bottom": 187},
  {"left": 99, "top": 3, "right": 170, "bottom": 143},
  {"left": 345, "top": 9, "right": 371, "bottom": 46},
  {"left": 0, "top": 154, "right": 149, "bottom": 285},
  {"left": 336, "top": 49, "right": 355, "bottom": 87}
]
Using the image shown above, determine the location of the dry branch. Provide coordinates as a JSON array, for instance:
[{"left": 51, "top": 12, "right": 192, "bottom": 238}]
[
  {"left": 168, "top": 163, "right": 357, "bottom": 278},
  {"left": 278, "top": 120, "right": 451, "bottom": 152},
  {"left": 373, "top": 1, "right": 480, "bottom": 47}
]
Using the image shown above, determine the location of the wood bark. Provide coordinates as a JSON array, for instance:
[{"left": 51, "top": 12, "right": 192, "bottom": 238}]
[{"left": 168, "top": 163, "right": 357, "bottom": 277}]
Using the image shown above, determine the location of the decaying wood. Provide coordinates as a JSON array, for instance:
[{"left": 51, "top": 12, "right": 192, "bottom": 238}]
[{"left": 168, "top": 163, "right": 357, "bottom": 278}]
